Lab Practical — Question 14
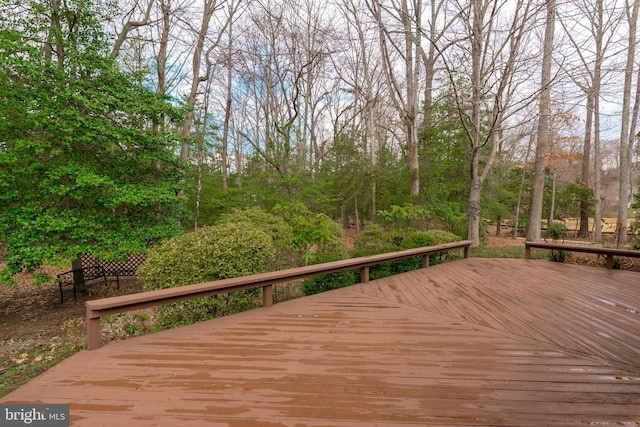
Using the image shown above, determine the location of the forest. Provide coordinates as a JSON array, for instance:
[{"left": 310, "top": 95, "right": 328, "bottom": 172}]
[{"left": 2, "top": 0, "right": 640, "bottom": 283}]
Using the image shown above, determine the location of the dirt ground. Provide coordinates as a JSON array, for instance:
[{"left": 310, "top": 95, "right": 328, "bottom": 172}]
[{"left": 0, "top": 264, "right": 142, "bottom": 353}]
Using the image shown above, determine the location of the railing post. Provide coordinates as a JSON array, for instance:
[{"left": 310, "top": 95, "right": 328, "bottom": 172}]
[
  {"left": 606, "top": 255, "right": 613, "bottom": 269},
  {"left": 262, "top": 284, "right": 273, "bottom": 307},
  {"left": 524, "top": 245, "right": 531, "bottom": 260},
  {"left": 464, "top": 246, "right": 470, "bottom": 258},
  {"left": 422, "top": 254, "right": 429, "bottom": 268},
  {"left": 360, "top": 266, "right": 369, "bottom": 283},
  {"left": 86, "top": 309, "right": 101, "bottom": 351}
]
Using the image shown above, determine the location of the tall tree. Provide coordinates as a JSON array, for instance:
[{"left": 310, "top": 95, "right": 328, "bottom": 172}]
[
  {"left": 616, "top": 0, "right": 640, "bottom": 246},
  {"left": 367, "top": 0, "right": 422, "bottom": 197},
  {"left": 560, "top": 0, "right": 623, "bottom": 241},
  {"left": 179, "top": 0, "right": 225, "bottom": 163},
  {"left": 0, "top": 0, "right": 186, "bottom": 282},
  {"left": 527, "top": 0, "right": 556, "bottom": 242},
  {"left": 442, "top": 0, "right": 536, "bottom": 246}
]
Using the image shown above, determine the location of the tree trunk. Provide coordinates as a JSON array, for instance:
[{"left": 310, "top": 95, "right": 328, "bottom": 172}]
[
  {"left": 369, "top": 0, "right": 421, "bottom": 198},
  {"left": 180, "top": 0, "right": 217, "bottom": 163},
  {"left": 527, "top": 0, "right": 555, "bottom": 242},
  {"left": 578, "top": 93, "right": 593, "bottom": 237},
  {"left": 514, "top": 133, "right": 535, "bottom": 239},
  {"left": 593, "top": 0, "right": 606, "bottom": 244},
  {"left": 550, "top": 169, "right": 556, "bottom": 222},
  {"left": 616, "top": 0, "right": 639, "bottom": 247},
  {"left": 221, "top": 10, "right": 234, "bottom": 191},
  {"left": 468, "top": 179, "right": 482, "bottom": 246}
]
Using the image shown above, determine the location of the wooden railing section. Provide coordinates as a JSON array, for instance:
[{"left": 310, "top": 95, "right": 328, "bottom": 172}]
[
  {"left": 524, "top": 241, "right": 640, "bottom": 269},
  {"left": 86, "top": 240, "right": 473, "bottom": 350}
]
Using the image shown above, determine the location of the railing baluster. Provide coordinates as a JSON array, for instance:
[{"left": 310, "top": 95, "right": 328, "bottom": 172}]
[
  {"left": 360, "top": 266, "right": 369, "bottom": 283},
  {"left": 263, "top": 284, "right": 273, "bottom": 307}
]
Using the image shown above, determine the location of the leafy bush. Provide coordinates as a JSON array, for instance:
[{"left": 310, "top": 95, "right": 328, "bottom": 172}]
[
  {"left": 377, "top": 203, "right": 431, "bottom": 229},
  {"left": 423, "top": 229, "right": 462, "bottom": 245},
  {"left": 273, "top": 201, "right": 349, "bottom": 272},
  {"left": 301, "top": 267, "right": 358, "bottom": 296},
  {"left": 217, "top": 206, "right": 296, "bottom": 269},
  {"left": 351, "top": 223, "right": 398, "bottom": 255},
  {"left": 549, "top": 249, "right": 572, "bottom": 263},
  {"left": 273, "top": 202, "right": 345, "bottom": 251},
  {"left": 350, "top": 224, "right": 462, "bottom": 281},
  {"left": 546, "top": 222, "right": 568, "bottom": 241},
  {"left": 137, "top": 222, "right": 276, "bottom": 330},
  {"left": 301, "top": 239, "right": 354, "bottom": 296},
  {"left": 545, "top": 222, "right": 571, "bottom": 263}
]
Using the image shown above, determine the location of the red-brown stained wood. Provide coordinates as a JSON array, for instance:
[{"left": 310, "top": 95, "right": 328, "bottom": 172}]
[{"left": 3, "top": 258, "right": 640, "bottom": 426}]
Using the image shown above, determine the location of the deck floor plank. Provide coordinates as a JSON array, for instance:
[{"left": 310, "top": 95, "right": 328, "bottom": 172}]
[{"left": 2, "top": 258, "right": 640, "bottom": 426}]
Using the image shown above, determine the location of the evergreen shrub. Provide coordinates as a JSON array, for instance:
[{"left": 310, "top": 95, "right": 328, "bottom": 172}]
[
  {"left": 137, "top": 222, "right": 276, "bottom": 330},
  {"left": 217, "top": 207, "right": 296, "bottom": 269},
  {"left": 545, "top": 222, "right": 571, "bottom": 263}
]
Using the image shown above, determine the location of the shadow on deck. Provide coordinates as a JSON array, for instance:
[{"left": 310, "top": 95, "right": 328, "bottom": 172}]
[{"left": 2, "top": 258, "right": 640, "bottom": 426}]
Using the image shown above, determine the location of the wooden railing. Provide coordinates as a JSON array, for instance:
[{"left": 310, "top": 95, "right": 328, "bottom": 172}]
[
  {"left": 86, "top": 240, "right": 473, "bottom": 350},
  {"left": 524, "top": 241, "right": 640, "bottom": 269}
]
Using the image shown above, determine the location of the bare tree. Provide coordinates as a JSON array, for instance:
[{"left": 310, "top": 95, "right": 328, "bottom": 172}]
[
  {"left": 527, "top": 0, "right": 556, "bottom": 242},
  {"left": 559, "top": 0, "right": 624, "bottom": 241},
  {"left": 230, "top": 0, "right": 336, "bottom": 188},
  {"left": 441, "top": 0, "right": 537, "bottom": 246},
  {"left": 179, "top": 0, "right": 227, "bottom": 165},
  {"left": 615, "top": 0, "right": 639, "bottom": 246},
  {"left": 366, "top": 0, "right": 422, "bottom": 197},
  {"left": 219, "top": 0, "right": 243, "bottom": 190},
  {"left": 334, "top": 0, "right": 392, "bottom": 222},
  {"left": 111, "top": 0, "right": 156, "bottom": 59}
]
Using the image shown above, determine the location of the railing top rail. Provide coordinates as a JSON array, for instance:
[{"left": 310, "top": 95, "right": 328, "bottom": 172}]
[
  {"left": 86, "top": 240, "right": 472, "bottom": 317},
  {"left": 524, "top": 241, "right": 640, "bottom": 257}
]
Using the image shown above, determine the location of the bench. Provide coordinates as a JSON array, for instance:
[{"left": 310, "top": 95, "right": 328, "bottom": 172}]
[
  {"left": 524, "top": 241, "right": 640, "bottom": 269},
  {"left": 98, "top": 265, "right": 138, "bottom": 288},
  {"left": 57, "top": 265, "right": 119, "bottom": 303}
]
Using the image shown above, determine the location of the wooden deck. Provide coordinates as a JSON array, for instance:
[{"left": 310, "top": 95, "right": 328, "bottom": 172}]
[{"left": 2, "top": 258, "right": 640, "bottom": 426}]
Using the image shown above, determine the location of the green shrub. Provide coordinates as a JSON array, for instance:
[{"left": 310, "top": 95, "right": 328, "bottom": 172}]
[
  {"left": 423, "top": 229, "right": 462, "bottom": 245},
  {"left": 137, "top": 222, "right": 276, "bottom": 330},
  {"left": 545, "top": 222, "right": 570, "bottom": 263},
  {"left": 274, "top": 202, "right": 344, "bottom": 251},
  {"left": 423, "top": 229, "right": 462, "bottom": 265},
  {"left": 352, "top": 223, "right": 397, "bottom": 255},
  {"left": 377, "top": 203, "right": 431, "bottom": 229},
  {"left": 400, "top": 231, "right": 437, "bottom": 249},
  {"left": 549, "top": 249, "right": 572, "bottom": 263},
  {"left": 217, "top": 207, "right": 294, "bottom": 251},
  {"left": 217, "top": 206, "right": 296, "bottom": 269},
  {"left": 301, "top": 241, "right": 355, "bottom": 296},
  {"left": 351, "top": 225, "right": 461, "bottom": 280},
  {"left": 546, "top": 222, "right": 568, "bottom": 241},
  {"left": 301, "top": 268, "right": 358, "bottom": 296}
]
